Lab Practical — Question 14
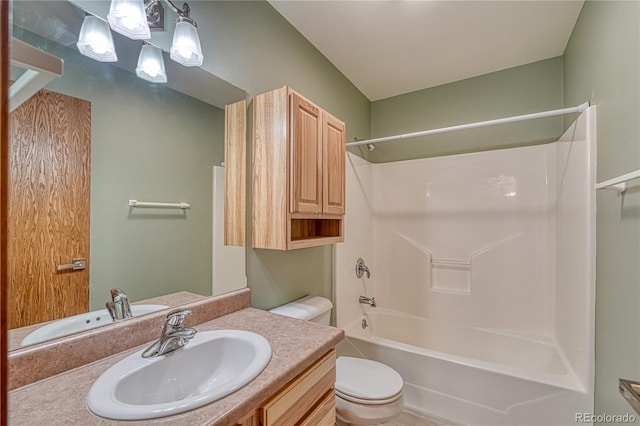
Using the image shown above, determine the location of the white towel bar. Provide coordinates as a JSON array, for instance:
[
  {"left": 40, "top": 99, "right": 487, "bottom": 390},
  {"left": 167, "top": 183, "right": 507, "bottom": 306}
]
[
  {"left": 128, "top": 200, "right": 190, "bottom": 209},
  {"left": 596, "top": 170, "right": 640, "bottom": 193}
]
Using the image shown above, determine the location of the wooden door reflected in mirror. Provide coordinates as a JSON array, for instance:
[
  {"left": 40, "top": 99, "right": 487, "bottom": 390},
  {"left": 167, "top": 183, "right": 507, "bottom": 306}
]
[{"left": 9, "top": 88, "right": 90, "bottom": 328}]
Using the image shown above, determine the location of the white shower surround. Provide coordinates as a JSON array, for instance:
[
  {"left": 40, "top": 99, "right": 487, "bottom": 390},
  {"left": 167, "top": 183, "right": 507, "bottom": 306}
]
[{"left": 334, "top": 107, "right": 596, "bottom": 425}]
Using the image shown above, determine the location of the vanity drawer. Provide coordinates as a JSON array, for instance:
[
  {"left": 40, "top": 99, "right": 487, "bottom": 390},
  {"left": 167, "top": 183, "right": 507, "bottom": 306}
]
[
  {"left": 260, "top": 349, "right": 336, "bottom": 425},
  {"left": 299, "top": 389, "right": 336, "bottom": 426},
  {"left": 236, "top": 410, "right": 260, "bottom": 426}
]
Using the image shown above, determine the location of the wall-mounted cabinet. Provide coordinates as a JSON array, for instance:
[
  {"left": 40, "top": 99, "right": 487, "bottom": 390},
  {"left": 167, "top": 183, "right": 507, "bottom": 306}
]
[{"left": 253, "top": 86, "right": 345, "bottom": 250}]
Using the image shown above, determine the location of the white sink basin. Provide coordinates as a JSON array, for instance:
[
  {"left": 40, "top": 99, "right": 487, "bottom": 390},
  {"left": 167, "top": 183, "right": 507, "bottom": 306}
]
[
  {"left": 20, "top": 304, "right": 168, "bottom": 346},
  {"left": 87, "top": 329, "right": 272, "bottom": 420}
]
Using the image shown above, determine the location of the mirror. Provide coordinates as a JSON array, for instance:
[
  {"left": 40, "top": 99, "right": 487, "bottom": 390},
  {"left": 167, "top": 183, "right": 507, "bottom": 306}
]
[{"left": 8, "top": 0, "right": 247, "bottom": 350}]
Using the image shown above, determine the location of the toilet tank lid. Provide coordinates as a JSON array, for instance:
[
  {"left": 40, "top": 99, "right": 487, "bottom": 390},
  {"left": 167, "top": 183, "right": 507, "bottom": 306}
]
[{"left": 269, "top": 295, "right": 333, "bottom": 321}]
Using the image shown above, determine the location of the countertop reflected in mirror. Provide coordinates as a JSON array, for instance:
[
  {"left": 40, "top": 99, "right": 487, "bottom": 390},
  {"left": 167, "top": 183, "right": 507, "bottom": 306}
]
[
  {"left": 8, "top": 0, "right": 247, "bottom": 351},
  {"left": 7, "top": 291, "right": 205, "bottom": 352}
]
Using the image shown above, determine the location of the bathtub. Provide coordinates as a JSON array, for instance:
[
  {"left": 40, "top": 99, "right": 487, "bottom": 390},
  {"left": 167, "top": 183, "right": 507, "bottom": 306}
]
[{"left": 340, "top": 309, "right": 592, "bottom": 426}]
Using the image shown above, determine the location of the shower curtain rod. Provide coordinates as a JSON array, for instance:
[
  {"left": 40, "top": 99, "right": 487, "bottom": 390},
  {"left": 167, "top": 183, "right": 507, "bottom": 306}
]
[{"left": 347, "top": 102, "right": 590, "bottom": 147}]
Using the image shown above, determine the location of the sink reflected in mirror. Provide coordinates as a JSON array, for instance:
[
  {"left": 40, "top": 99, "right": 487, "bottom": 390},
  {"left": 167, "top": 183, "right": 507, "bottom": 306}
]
[
  {"left": 20, "top": 304, "right": 168, "bottom": 347},
  {"left": 8, "top": 0, "right": 247, "bottom": 350},
  {"left": 87, "top": 330, "right": 272, "bottom": 420}
]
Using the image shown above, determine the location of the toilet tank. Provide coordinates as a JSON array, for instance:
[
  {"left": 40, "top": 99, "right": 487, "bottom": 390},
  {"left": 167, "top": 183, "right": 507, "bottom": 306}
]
[{"left": 269, "top": 295, "right": 333, "bottom": 325}]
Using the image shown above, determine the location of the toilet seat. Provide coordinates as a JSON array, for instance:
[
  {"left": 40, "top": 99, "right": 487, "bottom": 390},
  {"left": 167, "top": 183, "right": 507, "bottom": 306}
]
[
  {"left": 336, "top": 357, "right": 404, "bottom": 405},
  {"left": 336, "top": 388, "right": 402, "bottom": 405}
]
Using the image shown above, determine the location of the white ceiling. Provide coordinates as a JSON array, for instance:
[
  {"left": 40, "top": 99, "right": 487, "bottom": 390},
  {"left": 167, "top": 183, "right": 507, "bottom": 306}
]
[{"left": 269, "top": 1, "right": 584, "bottom": 101}]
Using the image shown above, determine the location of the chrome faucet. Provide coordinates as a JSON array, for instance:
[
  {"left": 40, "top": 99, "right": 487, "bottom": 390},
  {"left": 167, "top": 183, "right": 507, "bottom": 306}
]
[
  {"left": 106, "top": 288, "right": 132, "bottom": 321},
  {"left": 142, "top": 308, "right": 197, "bottom": 358},
  {"left": 359, "top": 295, "right": 377, "bottom": 307},
  {"left": 356, "top": 258, "right": 371, "bottom": 279}
]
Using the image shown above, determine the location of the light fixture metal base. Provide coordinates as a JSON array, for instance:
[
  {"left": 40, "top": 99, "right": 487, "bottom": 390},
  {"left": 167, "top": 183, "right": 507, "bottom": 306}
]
[{"left": 145, "top": 0, "right": 165, "bottom": 31}]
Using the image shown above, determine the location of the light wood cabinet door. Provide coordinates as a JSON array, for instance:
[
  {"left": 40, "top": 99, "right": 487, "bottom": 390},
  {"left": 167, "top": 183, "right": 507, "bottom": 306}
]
[
  {"left": 224, "top": 100, "right": 247, "bottom": 247},
  {"left": 235, "top": 410, "right": 259, "bottom": 426},
  {"left": 299, "top": 389, "right": 336, "bottom": 426},
  {"left": 290, "top": 92, "right": 323, "bottom": 214},
  {"left": 322, "top": 111, "right": 345, "bottom": 215},
  {"left": 261, "top": 350, "right": 336, "bottom": 426}
]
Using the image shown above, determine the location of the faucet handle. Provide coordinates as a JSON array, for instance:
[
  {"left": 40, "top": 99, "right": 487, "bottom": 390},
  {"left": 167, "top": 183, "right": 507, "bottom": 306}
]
[
  {"left": 166, "top": 308, "right": 192, "bottom": 326},
  {"left": 105, "top": 301, "right": 117, "bottom": 321},
  {"left": 356, "top": 258, "right": 371, "bottom": 279},
  {"left": 110, "top": 288, "right": 127, "bottom": 301}
]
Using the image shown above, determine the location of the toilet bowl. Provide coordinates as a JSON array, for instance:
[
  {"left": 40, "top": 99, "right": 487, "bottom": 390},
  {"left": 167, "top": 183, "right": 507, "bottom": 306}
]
[{"left": 269, "top": 296, "right": 404, "bottom": 425}]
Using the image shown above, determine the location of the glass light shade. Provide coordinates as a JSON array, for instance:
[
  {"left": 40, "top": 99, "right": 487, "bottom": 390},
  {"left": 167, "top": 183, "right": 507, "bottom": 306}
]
[
  {"left": 136, "top": 44, "right": 167, "bottom": 83},
  {"left": 77, "top": 16, "right": 118, "bottom": 62},
  {"left": 107, "top": 0, "right": 151, "bottom": 40},
  {"left": 170, "top": 21, "right": 203, "bottom": 67}
]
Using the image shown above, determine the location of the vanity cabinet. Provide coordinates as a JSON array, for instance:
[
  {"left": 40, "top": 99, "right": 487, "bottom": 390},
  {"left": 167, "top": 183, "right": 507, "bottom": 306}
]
[
  {"left": 236, "top": 350, "right": 336, "bottom": 426},
  {"left": 253, "top": 86, "right": 345, "bottom": 250}
]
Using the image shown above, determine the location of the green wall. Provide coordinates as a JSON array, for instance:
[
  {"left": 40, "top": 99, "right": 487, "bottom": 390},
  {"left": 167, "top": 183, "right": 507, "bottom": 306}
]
[
  {"left": 189, "top": 1, "right": 371, "bottom": 140},
  {"left": 193, "top": 1, "right": 371, "bottom": 310},
  {"left": 13, "top": 29, "right": 225, "bottom": 310},
  {"left": 369, "top": 57, "right": 564, "bottom": 162},
  {"left": 12, "top": 0, "right": 640, "bottom": 417},
  {"left": 65, "top": 0, "right": 639, "bottom": 418},
  {"left": 20, "top": 0, "right": 373, "bottom": 313},
  {"left": 564, "top": 0, "right": 640, "bottom": 419}
]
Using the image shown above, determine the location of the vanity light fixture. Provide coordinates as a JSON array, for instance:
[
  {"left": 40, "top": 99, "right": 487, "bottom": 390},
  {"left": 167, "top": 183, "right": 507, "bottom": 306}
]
[
  {"left": 107, "top": 0, "right": 203, "bottom": 66},
  {"left": 135, "top": 43, "right": 167, "bottom": 83},
  {"left": 107, "top": 0, "right": 151, "bottom": 40},
  {"left": 169, "top": 3, "right": 203, "bottom": 67},
  {"left": 89, "top": 0, "right": 204, "bottom": 83},
  {"left": 77, "top": 16, "right": 118, "bottom": 62}
]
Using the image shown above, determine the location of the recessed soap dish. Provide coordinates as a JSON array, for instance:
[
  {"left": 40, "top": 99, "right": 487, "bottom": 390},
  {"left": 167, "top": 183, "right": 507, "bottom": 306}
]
[{"left": 619, "top": 378, "right": 640, "bottom": 415}]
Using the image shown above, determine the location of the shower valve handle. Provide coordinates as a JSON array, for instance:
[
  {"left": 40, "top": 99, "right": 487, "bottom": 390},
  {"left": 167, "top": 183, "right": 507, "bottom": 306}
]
[{"left": 356, "top": 258, "right": 371, "bottom": 279}]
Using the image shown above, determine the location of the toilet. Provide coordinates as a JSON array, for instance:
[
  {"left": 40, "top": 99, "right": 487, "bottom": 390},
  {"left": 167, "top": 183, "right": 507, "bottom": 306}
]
[{"left": 270, "top": 296, "right": 404, "bottom": 425}]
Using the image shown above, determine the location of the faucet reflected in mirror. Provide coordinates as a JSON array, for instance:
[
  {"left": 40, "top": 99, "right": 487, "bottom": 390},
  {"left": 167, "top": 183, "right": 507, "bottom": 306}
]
[
  {"left": 7, "top": 0, "right": 248, "bottom": 350},
  {"left": 106, "top": 288, "right": 132, "bottom": 321}
]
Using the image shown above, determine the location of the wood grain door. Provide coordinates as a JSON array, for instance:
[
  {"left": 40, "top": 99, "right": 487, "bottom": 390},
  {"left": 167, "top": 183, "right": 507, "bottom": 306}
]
[
  {"left": 8, "top": 88, "right": 90, "bottom": 329},
  {"left": 290, "top": 92, "right": 322, "bottom": 214},
  {"left": 322, "top": 112, "right": 345, "bottom": 215},
  {"left": 224, "top": 99, "right": 246, "bottom": 247},
  {"left": 1, "top": 0, "right": 9, "bottom": 419}
]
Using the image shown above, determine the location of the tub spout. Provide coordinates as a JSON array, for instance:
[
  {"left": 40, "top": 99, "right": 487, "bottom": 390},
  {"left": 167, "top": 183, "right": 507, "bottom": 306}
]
[{"left": 359, "top": 295, "right": 377, "bottom": 307}]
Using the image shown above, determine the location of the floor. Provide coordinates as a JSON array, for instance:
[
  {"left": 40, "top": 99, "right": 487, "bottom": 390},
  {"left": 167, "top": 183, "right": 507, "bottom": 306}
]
[
  {"left": 381, "top": 411, "right": 463, "bottom": 426},
  {"left": 336, "top": 410, "right": 463, "bottom": 426}
]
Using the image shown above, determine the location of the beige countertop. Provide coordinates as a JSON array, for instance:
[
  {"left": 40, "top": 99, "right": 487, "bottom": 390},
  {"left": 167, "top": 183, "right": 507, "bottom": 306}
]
[{"left": 8, "top": 307, "right": 344, "bottom": 426}]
